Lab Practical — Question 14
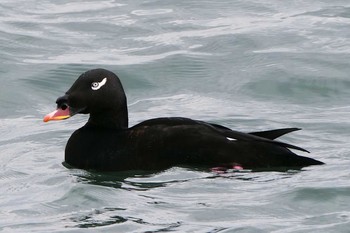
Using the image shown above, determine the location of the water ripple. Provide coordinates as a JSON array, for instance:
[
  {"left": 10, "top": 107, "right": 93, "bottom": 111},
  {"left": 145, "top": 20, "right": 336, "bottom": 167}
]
[{"left": 1, "top": 1, "right": 350, "bottom": 232}]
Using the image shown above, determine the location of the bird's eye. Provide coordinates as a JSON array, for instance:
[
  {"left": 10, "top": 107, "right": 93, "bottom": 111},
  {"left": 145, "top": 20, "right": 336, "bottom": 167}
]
[
  {"left": 91, "top": 78, "right": 107, "bottom": 91},
  {"left": 91, "top": 82, "right": 99, "bottom": 88}
]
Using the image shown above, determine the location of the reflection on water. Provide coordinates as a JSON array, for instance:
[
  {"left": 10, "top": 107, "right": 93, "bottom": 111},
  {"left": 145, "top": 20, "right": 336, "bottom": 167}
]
[
  {"left": 62, "top": 167, "right": 303, "bottom": 230},
  {"left": 69, "top": 207, "right": 127, "bottom": 228}
]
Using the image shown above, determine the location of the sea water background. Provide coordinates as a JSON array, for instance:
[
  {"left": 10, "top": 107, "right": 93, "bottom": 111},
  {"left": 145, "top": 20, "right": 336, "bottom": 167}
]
[{"left": 1, "top": 0, "right": 350, "bottom": 232}]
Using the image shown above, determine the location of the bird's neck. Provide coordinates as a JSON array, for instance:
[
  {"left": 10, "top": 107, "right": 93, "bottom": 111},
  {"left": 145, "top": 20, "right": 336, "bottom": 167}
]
[{"left": 86, "top": 105, "right": 128, "bottom": 130}]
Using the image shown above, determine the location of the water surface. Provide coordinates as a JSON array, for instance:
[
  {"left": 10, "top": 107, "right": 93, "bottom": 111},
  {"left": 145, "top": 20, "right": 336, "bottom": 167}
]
[{"left": 1, "top": 0, "right": 350, "bottom": 232}]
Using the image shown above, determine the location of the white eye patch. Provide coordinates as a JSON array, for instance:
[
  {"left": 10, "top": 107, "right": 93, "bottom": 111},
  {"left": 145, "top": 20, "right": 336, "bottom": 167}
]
[{"left": 91, "top": 77, "right": 107, "bottom": 91}]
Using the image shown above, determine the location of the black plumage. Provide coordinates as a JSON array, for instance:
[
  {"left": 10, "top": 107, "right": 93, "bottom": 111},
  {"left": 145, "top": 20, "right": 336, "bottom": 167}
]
[{"left": 44, "top": 68, "right": 323, "bottom": 171}]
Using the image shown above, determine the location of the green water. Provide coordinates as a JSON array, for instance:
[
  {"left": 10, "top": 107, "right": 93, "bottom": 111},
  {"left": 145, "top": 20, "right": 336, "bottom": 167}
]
[{"left": 1, "top": 1, "right": 350, "bottom": 232}]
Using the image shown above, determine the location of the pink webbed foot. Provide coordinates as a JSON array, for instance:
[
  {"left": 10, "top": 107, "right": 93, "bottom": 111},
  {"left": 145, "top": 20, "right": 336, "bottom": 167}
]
[{"left": 211, "top": 164, "right": 244, "bottom": 173}]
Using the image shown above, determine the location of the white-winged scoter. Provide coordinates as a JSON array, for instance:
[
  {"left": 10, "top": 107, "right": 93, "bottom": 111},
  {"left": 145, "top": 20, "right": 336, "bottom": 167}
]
[{"left": 44, "top": 68, "right": 323, "bottom": 171}]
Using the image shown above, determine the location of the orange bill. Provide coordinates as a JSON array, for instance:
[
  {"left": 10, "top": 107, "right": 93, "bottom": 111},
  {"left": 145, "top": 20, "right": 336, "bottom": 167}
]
[{"left": 43, "top": 107, "right": 70, "bottom": 122}]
